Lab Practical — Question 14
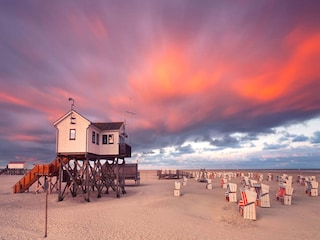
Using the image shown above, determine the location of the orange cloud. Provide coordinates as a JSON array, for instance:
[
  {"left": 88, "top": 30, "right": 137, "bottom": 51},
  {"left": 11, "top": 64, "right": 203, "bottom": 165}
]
[
  {"left": 130, "top": 44, "right": 219, "bottom": 103},
  {"left": 233, "top": 29, "right": 320, "bottom": 103},
  {"left": 281, "top": 30, "right": 320, "bottom": 84},
  {"left": 128, "top": 43, "right": 224, "bottom": 132}
]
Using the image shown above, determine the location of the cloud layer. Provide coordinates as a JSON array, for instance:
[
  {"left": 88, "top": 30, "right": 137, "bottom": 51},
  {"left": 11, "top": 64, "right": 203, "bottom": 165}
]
[{"left": 1, "top": 1, "right": 320, "bottom": 169}]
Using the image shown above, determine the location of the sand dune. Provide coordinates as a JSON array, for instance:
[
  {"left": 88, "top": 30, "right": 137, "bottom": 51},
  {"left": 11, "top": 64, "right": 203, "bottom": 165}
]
[{"left": 0, "top": 170, "right": 319, "bottom": 240}]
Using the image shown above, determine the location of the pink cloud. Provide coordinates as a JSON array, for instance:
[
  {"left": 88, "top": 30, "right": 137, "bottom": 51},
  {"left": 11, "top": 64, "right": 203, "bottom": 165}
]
[
  {"left": 7, "top": 134, "right": 40, "bottom": 142},
  {"left": 0, "top": 92, "right": 28, "bottom": 106}
]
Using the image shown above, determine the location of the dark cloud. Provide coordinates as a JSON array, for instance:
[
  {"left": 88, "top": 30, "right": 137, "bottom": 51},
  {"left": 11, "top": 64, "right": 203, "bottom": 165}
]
[
  {"left": 292, "top": 135, "right": 309, "bottom": 142},
  {"left": 175, "top": 144, "right": 195, "bottom": 155},
  {"left": 209, "top": 135, "right": 240, "bottom": 148},
  {"left": 263, "top": 143, "right": 289, "bottom": 151}
]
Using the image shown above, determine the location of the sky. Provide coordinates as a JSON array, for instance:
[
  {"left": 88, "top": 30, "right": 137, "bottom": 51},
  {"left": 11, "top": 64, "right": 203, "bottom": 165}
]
[{"left": 0, "top": 0, "right": 320, "bottom": 170}]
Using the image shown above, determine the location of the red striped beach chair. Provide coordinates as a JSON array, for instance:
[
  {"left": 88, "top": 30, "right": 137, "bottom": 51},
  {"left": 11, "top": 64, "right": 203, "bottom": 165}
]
[
  {"left": 276, "top": 184, "right": 293, "bottom": 205},
  {"left": 238, "top": 189, "right": 257, "bottom": 220}
]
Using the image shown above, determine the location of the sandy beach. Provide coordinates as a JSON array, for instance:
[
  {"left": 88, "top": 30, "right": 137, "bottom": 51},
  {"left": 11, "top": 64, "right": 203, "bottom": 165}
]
[{"left": 0, "top": 169, "right": 319, "bottom": 240}]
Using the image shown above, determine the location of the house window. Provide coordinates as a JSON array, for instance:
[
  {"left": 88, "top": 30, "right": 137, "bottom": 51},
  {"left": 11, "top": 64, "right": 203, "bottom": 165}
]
[
  {"left": 102, "top": 134, "right": 114, "bottom": 144},
  {"left": 70, "top": 129, "right": 76, "bottom": 140},
  {"left": 108, "top": 134, "right": 114, "bottom": 144},
  {"left": 70, "top": 115, "right": 76, "bottom": 124},
  {"left": 92, "top": 131, "right": 95, "bottom": 143},
  {"left": 102, "top": 135, "right": 108, "bottom": 144},
  {"left": 96, "top": 133, "right": 99, "bottom": 145}
]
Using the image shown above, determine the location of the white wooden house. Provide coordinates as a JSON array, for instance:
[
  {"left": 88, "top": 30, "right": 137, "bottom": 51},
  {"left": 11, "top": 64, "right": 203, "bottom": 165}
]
[
  {"left": 53, "top": 110, "right": 131, "bottom": 158},
  {"left": 6, "top": 161, "right": 28, "bottom": 175},
  {"left": 8, "top": 161, "right": 28, "bottom": 169}
]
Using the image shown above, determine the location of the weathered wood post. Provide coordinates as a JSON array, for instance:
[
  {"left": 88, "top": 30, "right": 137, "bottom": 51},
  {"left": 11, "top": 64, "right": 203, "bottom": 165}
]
[
  {"left": 58, "top": 157, "right": 63, "bottom": 201},
  {"left": 85, "top": 158, "right": 90, "bottom": 202}
]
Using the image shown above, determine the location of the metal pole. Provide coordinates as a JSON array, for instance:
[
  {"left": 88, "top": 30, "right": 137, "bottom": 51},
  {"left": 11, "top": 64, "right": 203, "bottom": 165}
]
[{"left": 44, "top": 177, "right": 48, "bottom": 238}]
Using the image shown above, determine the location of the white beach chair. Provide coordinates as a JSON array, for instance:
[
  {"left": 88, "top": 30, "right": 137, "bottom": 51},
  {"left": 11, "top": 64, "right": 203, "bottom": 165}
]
[
  {"left": 182, "top": 176, "right": 188, "bottom": 186},
  {"left": 306, "top": 181, "right": 318, "bottom": 197},
  {"left": 259, "top": 184, "right": 270, "bottom": 208},
  {"left": 206, "top": 178, "right": 213, "bottom": 189},
  {"left": 238, "top": 189, "right": 257, "bottom": 220},
  {"left": 241, "top": 176, "right": 250, "bottom": 189},
  {"left": 225, "top": 183, "right": 237, "bottom": 202},
  {"left": 174, "top": 181, "right": 181, "bottom": 197}
]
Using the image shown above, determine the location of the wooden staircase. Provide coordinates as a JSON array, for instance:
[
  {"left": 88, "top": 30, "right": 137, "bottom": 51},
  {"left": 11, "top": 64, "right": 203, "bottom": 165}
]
[{"left": 13, "top": 157, "right": 67, "bottom": 193}]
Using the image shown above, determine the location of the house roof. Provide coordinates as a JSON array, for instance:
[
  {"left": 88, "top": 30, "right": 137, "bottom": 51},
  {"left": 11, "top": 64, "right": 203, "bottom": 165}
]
[
  {"left": 53, "top": 110, "right": 124, "bottom": 131},
  {"left": 8, "top": 161, "right": 26, "bottom": 164},
  {"left": 92, "top": 122, "right": 124, "bottom": 131}
]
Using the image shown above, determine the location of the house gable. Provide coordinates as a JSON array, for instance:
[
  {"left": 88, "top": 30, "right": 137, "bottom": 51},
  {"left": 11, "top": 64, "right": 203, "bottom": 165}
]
[
  {"left": 53, "top": 110, "right": 91, "bottom": 154},
  {"left": 53, "top": 110, "right": 91, "bottom": 127}
]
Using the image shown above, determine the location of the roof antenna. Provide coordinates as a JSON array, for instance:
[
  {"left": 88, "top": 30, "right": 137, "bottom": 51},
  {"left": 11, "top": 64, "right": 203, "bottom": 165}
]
[{"left": 68, "top": 97, "right": 75, "bottom": 110}]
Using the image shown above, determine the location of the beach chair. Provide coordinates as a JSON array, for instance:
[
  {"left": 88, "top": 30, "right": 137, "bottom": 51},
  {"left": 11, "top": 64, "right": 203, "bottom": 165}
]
[
  {"left": 238, "top": 189, "right": 257, "bottom": 220},
  {"left": 276, "top": 184, "right": 293, "bottom": 205},
  {"left": 182, "top": 176, "right": 188, "bottom": 186},
  {"left": 259, "top": 183, "right": 270, "bottom": 208},
  {"left": 267, "top": 173, "right": 273, "bottom": 181},
  {"left": 296, "top": 175, "right": 302, "bottom": 183},
  {"left": 174, "top": 181, "right": 181, "bottom": 197},
  {"left": 194, "top": 172, "right": 199, "bottom": 181},
  {"left": 225, "top": 183, "right": 237, "bottom": 202},
  {"left": 206, "top": 178, "right": 213, "bottom": 190},
  {"left": 221, "top": 178, "right": 228, "bottom": 188},
  {"left": 241, "top": 176, "right": 250, "bottom": 189},
  {"left": 299, "top": 176, "right": 305, "bottom": 185},
  {"left": 285, "top": 176, "right": 293, "bottom": 185},
  {"left": 250, "top": 182, "right": 270, "bottom": 208},
  {"left": 306, "top": 181, "right": 318, "bottom": 197}
]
